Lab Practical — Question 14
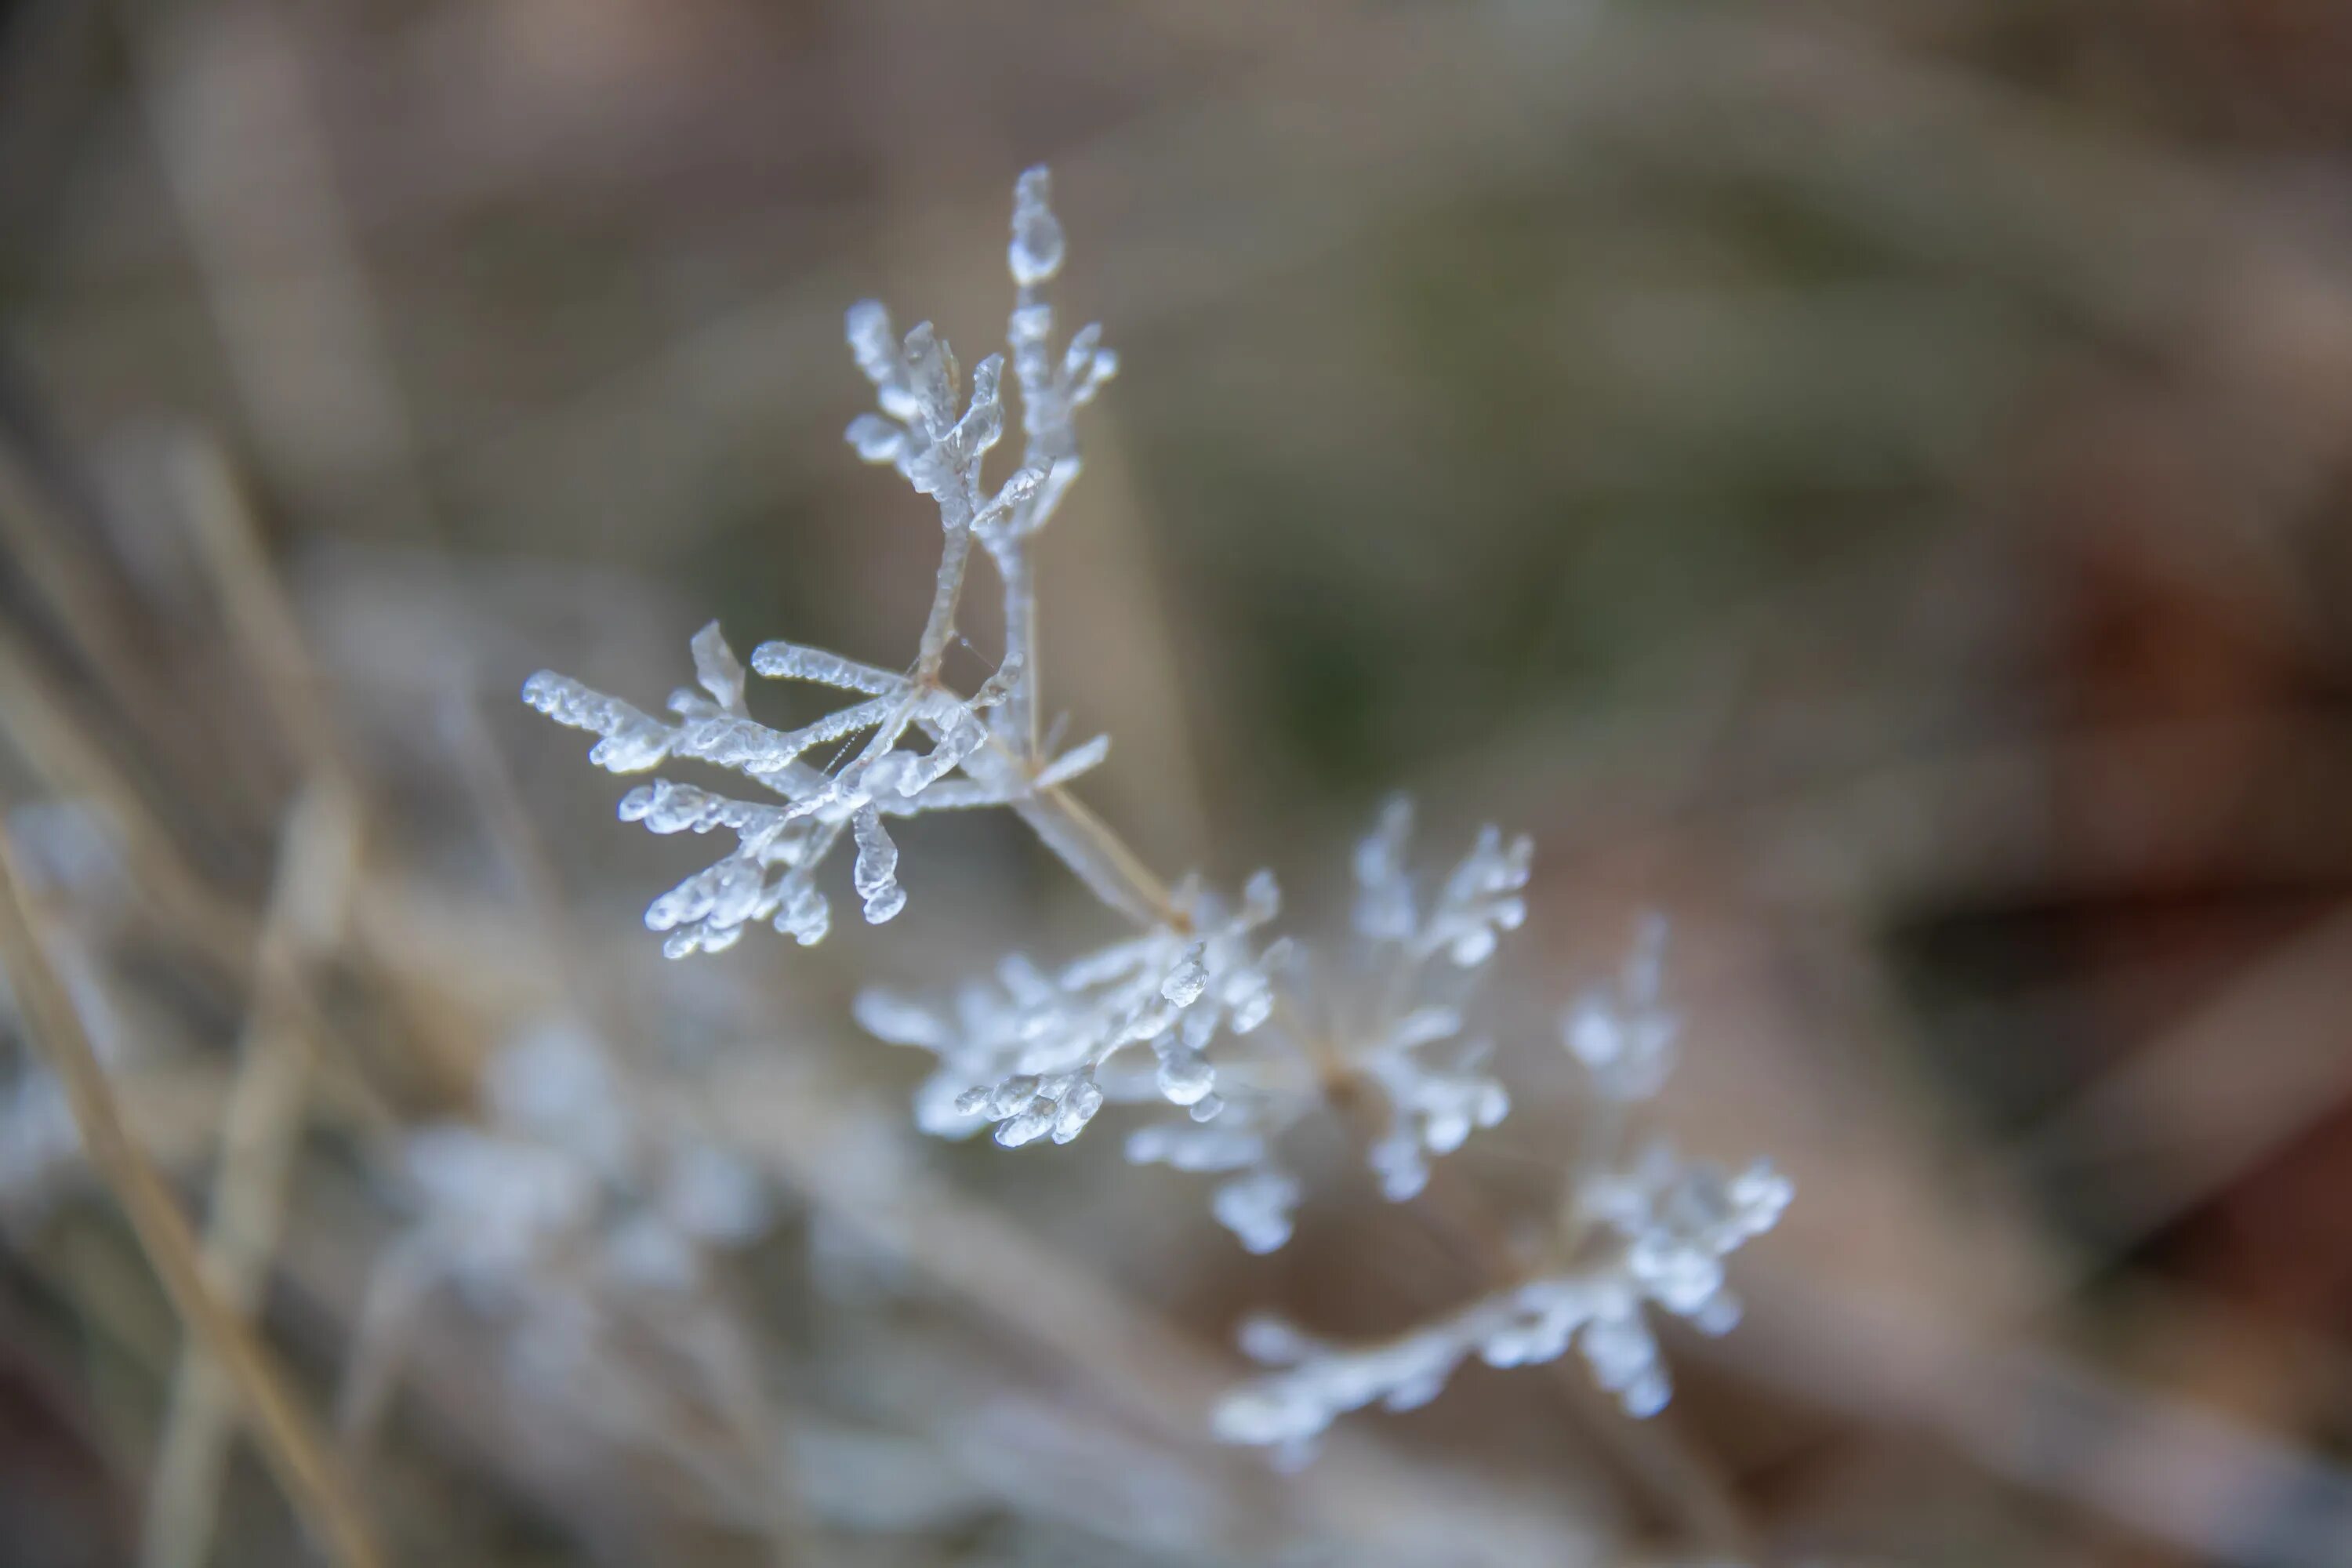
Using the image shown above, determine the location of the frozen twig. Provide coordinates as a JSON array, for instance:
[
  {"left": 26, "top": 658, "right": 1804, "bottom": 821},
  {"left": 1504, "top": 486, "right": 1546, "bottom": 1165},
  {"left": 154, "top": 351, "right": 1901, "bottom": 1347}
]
[{"left": 523, "top": 168, "right": 1788, "bottom": 1480}]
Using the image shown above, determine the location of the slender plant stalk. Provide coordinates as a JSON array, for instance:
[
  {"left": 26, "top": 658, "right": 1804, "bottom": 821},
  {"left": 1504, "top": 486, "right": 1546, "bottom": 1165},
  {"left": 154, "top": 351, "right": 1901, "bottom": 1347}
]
[
  {"left": 1013, "top": 780, "right": 1182, "bottom": 930},
  {"left": 1000, "top": 544, "right": 1042, "bottom": 756},
  {"left": 142, "top": 778, "right": 363, "bottom": 1568},
  {"left": 0, "top": 833, "right": 384, "bottom": 1568},
  {"left": 168, "top": 438, "right": 345, "bottom": 773}
]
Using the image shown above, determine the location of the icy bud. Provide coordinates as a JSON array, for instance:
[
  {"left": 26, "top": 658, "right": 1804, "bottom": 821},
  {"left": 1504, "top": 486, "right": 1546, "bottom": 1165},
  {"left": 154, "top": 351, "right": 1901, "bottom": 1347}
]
[
  {"left": 1161, "top": 944, "right": 1209, "bottom": 1007},
  {"left": 1052, "top": 1076, "right": 1105, "bottom": 1143},
  {"left": 1213, "top": 1167, "right": 1301, "bottom": 1254},
  {"left": 688, "top": 622, "right": 748, "bottom": 713},
  {"left": 522, "top": 672, "right": 673, "bottom": 773},
  {"left": 1352, "top": 795, "right": 1416, "bottom": 942},
  {"left": 1154, "top": 1042, "right": 1217, "bottom": 1106},
  {"left": 776, "top": 880, "right": 830, "bottom": 946},
  {"left": 851, "top": 808, "right": 906, "bottom": 923},
  {"left": 1237, "top": 1314, "right": 1319, "bottom": 1366},
  {"left": 846, "top": 412, "right": 908, "bottom": 464},
  {"left": 1008, "top": 165, "right": 1065, "bottom": 287}
]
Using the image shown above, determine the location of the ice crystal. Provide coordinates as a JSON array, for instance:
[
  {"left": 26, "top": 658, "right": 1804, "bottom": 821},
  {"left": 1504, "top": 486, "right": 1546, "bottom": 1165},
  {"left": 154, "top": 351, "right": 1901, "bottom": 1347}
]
[
  {"left": 1127, "top": 800, "right": 1521, "bottom": 1243},
  {"left": 1328, "top": 799, "right": 1525, "bottom": 1200},
  {"left": 1352, "top": 795, "right": 1532, "bottom": 962},
  {"left": 393, "top": 1021, "right": 773, "bottom": 1316},
  {"left": 525, "top": 624, "right": 1102, "bottom": 957}
]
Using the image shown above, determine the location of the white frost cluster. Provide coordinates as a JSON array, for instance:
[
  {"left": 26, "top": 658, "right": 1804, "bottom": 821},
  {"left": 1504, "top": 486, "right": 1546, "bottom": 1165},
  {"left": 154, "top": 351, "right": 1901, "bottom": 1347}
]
[
  {"left": 1351, "top": 795, "right": 1532, "bottom": 965},
  {"left": 866, "top": 798, "right": 1526, "bottom": 1256},
  {"left": 394, "top": 1020, "right": 773, "bottom": 1319},
  {"left": 855, "top": 872, "right": 1287, "bottom": 1152},
  {"left": 1212, "top": 925, "right": 1791, "bottom": 1466},
  {"left": 1344, "top": 797, "right": 1524, "bottom": 1204},
  {"left": 519, "top": 166, "right": 1791, "bottom": 1462},
  {"left": 1126, "top": 799, "right": 1526, "bottom": 1251},
  {"left": 523, "top": 165, "right": 1115, "bottom": 954},
  {"left": 1563, "top": 911, "right": 1679, "bottom": 1102},
  {"left": 524, "top": 626, "right": 1108, "bottom": 956}
]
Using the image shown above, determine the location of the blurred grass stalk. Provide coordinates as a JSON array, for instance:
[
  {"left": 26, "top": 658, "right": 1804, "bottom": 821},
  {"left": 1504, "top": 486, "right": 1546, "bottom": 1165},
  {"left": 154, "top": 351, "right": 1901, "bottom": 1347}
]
[{"left": 0, "top": 826, "right": 382, "bottom": 1568}]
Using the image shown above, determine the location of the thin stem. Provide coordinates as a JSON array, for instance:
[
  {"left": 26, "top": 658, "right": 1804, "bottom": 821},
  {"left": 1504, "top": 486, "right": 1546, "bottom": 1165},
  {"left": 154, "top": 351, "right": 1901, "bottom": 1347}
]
[
  {"left": 996, "top": 539, "right": 1041, "bottom": 757},
  {"left": 0, "top": 835, "right": 383, "bottom": 1568},
  {"left": 333, "top": 1235, "right": 433, "bottom": 1454},
  {"left": 1013, "top": 782, "right": 1181, "bottom": 931},
  {"left": 946, "top": 716, "right": 1178, "bottom": 931},
  {"left": 914, "top": 517, "right": 975, "bottom": 684}
]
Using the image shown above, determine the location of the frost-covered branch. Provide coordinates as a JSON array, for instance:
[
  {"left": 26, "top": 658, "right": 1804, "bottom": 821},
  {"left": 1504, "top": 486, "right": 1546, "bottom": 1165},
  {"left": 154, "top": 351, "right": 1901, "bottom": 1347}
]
[
  {"left": 1214, "top": 1146, "right": 1790, "bottom": 1469},
  {"left": 521, "top": 166, "right": 1791, "bottom": 1464},
  {"left": 994, "top": 166, "right": 1117, "bottom": 750},
  {"left": 524, "top": 621, "right": 1106, "bottom": 956},
  {"left": 524, "top": 169, "right": 1120, "bottom": 951}
]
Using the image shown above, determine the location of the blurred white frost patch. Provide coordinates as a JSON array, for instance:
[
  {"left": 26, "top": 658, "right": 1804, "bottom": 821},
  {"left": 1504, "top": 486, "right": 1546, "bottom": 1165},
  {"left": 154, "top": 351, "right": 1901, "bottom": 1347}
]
[
  {"left": 375, "top": 1017, "right": 777, "bottom": 1383},
  {"left": 0, "top": 801, "right": 137, "bottom": 1221}
]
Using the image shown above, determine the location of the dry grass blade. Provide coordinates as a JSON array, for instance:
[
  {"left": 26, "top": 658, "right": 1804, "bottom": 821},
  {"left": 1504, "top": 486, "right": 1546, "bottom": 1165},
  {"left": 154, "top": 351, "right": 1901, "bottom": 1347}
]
[{"left": 0, "top": 831, "right": 383, "bottom": 1568}]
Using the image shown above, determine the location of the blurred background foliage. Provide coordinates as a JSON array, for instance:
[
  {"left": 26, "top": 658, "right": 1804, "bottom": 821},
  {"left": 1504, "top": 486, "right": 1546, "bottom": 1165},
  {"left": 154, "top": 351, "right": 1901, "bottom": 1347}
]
[{"left": 5, "top": 0, "right": 2352, "bottom": 1564}]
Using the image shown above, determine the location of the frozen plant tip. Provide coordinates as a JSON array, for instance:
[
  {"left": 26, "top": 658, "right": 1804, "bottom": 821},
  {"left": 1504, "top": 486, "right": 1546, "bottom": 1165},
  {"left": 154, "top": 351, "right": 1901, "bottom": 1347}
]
[
  {"left": 524, "top": 165, "right": 1117, "bottom": 952},
  {"left": 522, "top": 167, "right": 1790, "bottom": 1458}
]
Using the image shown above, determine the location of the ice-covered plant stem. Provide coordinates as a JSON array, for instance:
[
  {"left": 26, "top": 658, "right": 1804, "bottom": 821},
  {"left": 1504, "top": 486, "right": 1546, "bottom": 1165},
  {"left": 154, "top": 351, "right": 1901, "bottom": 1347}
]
[{"left": 523, "top": 167, "right": 1788, "bottom": 1456}]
